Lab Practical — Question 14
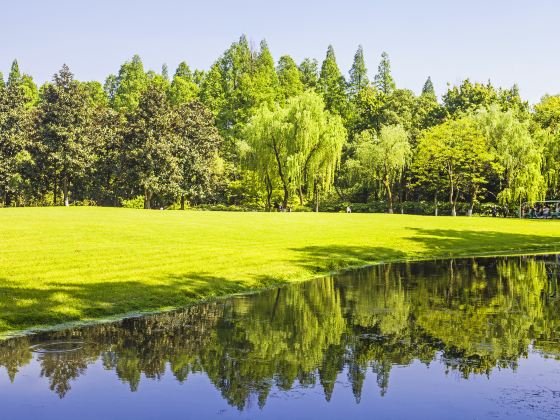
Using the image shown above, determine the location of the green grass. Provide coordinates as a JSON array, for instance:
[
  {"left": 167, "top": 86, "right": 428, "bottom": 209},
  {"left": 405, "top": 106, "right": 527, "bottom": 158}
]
[{"left": 2, "top": 207, "right": 560, "bottom": 337}]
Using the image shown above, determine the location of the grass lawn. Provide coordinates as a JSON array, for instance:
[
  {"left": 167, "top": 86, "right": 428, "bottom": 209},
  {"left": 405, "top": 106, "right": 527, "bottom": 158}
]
[{"left": 2, "top": 207, "right": 560, "bottom": 337}]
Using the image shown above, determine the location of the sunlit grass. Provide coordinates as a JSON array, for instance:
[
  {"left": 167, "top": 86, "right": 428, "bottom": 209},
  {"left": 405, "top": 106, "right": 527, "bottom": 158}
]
[{"left": 2, "top": 207, "right": 560, "bottom": 336}]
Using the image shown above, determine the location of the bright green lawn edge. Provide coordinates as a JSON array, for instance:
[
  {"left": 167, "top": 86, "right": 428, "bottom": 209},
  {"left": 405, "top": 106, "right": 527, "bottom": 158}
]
[{"left": 1, "top": 245, "right": 558, "bottom": 341}]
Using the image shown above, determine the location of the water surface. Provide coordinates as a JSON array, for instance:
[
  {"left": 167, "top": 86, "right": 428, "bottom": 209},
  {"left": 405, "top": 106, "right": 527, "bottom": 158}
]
[{"left": 1, "top": 255, "right": 559, "bottom": 419}]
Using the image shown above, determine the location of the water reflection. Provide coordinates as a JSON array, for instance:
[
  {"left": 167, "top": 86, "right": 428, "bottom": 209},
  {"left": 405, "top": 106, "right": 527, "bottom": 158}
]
[{"left": 1, "top": 255, "right": 559, "bottom": 412}]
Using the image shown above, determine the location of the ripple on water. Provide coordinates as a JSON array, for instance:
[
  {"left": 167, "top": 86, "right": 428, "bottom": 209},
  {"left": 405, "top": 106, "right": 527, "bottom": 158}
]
[{"left": 29, "top": 341, "right": 84, "bottom": 354}]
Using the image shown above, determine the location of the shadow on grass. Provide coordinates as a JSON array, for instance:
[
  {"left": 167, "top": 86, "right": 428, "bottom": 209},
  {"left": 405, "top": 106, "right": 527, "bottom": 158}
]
[
  {"left": 288, "top": 246, "right": 408, "bottom": 274},
  {"left": 406, "top": 227, "right": 560, "bottom": 255},
  {"left": 289, "top": 228, "right": 560, "bottom": 273},
  {"left": 0, "top": 272, "right": 249, "bottom": 334}
]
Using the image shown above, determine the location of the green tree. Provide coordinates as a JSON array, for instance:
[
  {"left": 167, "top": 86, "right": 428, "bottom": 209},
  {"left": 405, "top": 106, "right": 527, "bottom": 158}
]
[
  {"left": 477, "top": 106, "right": 545, "bottom": 214},
  {"left": 355, "top": 125, "right": 411, "bottom": 213},
  {"left": 251, "top": 40, "right": 279, "bottom": 107},
  {"left": 374, "top": 52, "right": 395, "bottom": 95},
  {"left": 0, "top": 61, "right": 34, "bottom": 206},
  {"left": 443, "top": 79, "right": 497, "bottom": 117},
  {"left": 244, "top": 91, "right": 345, "bottom": 209},
  {"left": 421, "top": 76, "right": 436, "bottom": 98},
  {"left": 298, "top": 58, "right": 319, "bottom": 89},
  {"left": 161, "top": 63, "right": 169, "bottom": 81},
  {"left": 124, "top": 79, "right": 182, "bottom": 209},
  {"left": 534, "top": 95, "right": 560, "bottom": 131},
  {"left": 175, "top": 101, "right": 222, "bottom": 209},
  {"left": 277, "top": 55, "right": 303, "bottom": 101},
  {"left": 414, "top": 117, "right": 491, "bottom": 216},
  {"left": 167, "top": 62, "right": 199, "bottom": 106},
  {"left": 112, "top": 55, "right": 148, "bottom": 113},
  {"left": 36, "top": 65, "right": 93, "bottom": 206},
  {"left": 81, "top": 81, "right": 109, "bottom": 107},
  {"left": 317, "top": 45, "right": 347, "bottom": 116},
  {"left": 348, "top": 45, "right": 369, "bottom": 96}
]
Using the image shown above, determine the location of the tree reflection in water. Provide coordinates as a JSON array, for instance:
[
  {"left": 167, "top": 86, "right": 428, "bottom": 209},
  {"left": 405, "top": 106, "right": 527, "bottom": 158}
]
[{"left": 0, "top": 255, "right": 559, "bottom": 408}]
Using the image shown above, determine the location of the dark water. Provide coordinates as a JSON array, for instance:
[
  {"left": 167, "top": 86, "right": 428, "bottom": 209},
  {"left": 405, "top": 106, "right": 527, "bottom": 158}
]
[{"left": 1, "top": 256, "right": 560, "bottom": 419}]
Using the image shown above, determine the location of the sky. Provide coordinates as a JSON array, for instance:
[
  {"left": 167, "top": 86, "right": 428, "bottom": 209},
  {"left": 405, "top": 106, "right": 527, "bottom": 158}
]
[{"left": 1, "top": 0, "right": 559, "bottom": 103}]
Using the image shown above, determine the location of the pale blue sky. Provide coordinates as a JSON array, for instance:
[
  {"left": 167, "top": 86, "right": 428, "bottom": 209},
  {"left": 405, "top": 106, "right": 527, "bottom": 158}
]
[{"left": 2, "top": 0, "right": 559, "bottom": 103}]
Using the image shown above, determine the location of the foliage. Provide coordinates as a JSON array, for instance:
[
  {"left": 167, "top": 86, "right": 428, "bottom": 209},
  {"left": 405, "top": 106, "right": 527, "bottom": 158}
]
[
  {"left": 354, "top": 125, "right": 411, "bottom": 212},
  {"left": 35, "top": 64, "right": 94, "bottom": 206},
  {"left": 243, "top": 91, "right": 345, "bottom": 209},
  {"left": 413, "top": 117, "right": 492, "bottom": 216},
  {"left": 0, "top": 36, "right": 557, "bottom": 212},
  {"left": 476, "top": 106, "right": 546, "bottom": 210}
]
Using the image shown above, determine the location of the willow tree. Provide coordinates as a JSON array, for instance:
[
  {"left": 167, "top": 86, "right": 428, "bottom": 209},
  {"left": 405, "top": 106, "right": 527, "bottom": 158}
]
[
  {"left": 284, "top": 94, "right": 346, "bottom": 211},
  {"left": 243, "top": 91, "right": 346, "bottom": 210},
  {"left": 355, "top": 125, "right": 411, "bottom": 213},
  {"left": 476, "top": 106, "right": 545, "bottom": 215}
]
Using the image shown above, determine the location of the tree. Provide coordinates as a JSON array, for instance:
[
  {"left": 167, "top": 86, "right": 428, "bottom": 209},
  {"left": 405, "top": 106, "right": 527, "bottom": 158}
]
[
  {"left": 199, "top": 63, "right": 226, "bottom": 118},
  {"left": 415, "top": 81, "right": 444, "bottom": 133},
  {"left": 81, "top": 81, "right": 109, "bottom": 107},
  {"left": 175, "top": 101, "right": 222, "bottom": 209},
  {"left": 355, "top": 125, "right": 411, "bottom": 213},
  {"left": 251, "top": 40, "right": 279, "bottom": 107},
  {"left": 168, "top": 62, "right": 199, "bottom": 106},
  {"left": 36, "top": 65, "right": 93, "bottom": 206},
  {"left": 374, "top": 52, "right": 395, "bottom": 95},
  {"left": 443, "top": 79, "right": 498, "bottom": 117},
  {"left": 348, "top": 45, "right": 369, "bottom": 96},
  {"left": 534, "top": 95, "right": 560, "bottom": 131},
  {"left": 298, "top": 58, "right": 319, "bottom": 89},
  {"left": 112, "top": 55, "right": 148, "bottom": 113},
  {"left": 317, "top": 45, "right": 347, "bottom": 116},
  {"left": 476, "top": 106, "right": 545, "bottom": 214},
  {"left": 0, "top": 60, "right": 34, "bottom": 206},
  {"left": 413, "top": 117, "right": 491, "bottom": 216},
  {"left": 161, "top": 63, "right": 169, "bottom": 81},
  {"left": 534, "top": 95, "right": 560, "bottom": 196},
  {"left": 277, "top": 55, "right": 303, "bottom": 101},
  {"left": 124, "top": 79, "right": 182, "bottom": 209},
  {"left": 421, "top": 77, "right": 436, "bottom": 98},
  {"left": 243, "top": 91, "right": 345, "bottom": 209}
]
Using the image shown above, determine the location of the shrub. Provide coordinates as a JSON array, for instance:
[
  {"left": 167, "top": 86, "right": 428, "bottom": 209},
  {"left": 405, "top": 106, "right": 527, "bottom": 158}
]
[{"left": 121, "top": 196, "right": 145, "bottom": 209}]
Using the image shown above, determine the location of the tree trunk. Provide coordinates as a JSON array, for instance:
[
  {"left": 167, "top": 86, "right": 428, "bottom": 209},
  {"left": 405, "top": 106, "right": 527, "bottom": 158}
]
[
  {"left": 144, "top": 188, "right": 152, "bottom": 209},
  {"left": 63, "top": 176, "right": 69, "bottom": 207},
  {"left": 282, "top": 186, "right": 289, "bottom": 209},
  {"left": 434, "top": 193, "right": 438, "bottom": 216},
  {"left": 180, "top": 194, "right": 185, "bottom": 210},
  {"left": 449, "top": 180, "right": 457, "bottom": 216},
  {"left": 468, "top": 187, "right": 477, "bottom": 217},
  {"left": 314, "top": 179, "right": 319, "bottom": 212},
  {"left": 265, "top": 173, "right": 273, "bottom": 212},
  {"left": 298, "top": 187, "right": 304, "bottom": 206},
  {"left": 272, "top": 142, "right": 289, "bottom": 209},
  {"left": 452, "top": 187, "right": 460, "bottom": 216},
  {"left": 53, "top": 176, "right": 58, "bottom": 206},
  {"left": 383, "top": 176, "right": 393, "bottom": 214}
]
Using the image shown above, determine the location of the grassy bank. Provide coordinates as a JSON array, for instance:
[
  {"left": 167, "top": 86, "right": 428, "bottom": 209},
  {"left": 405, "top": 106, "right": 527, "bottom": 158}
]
[{"left": 2, "top": 207, "right": 560, "bottom": 336}]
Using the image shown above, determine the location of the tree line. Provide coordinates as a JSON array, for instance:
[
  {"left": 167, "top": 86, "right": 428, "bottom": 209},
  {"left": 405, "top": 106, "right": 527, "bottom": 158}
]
[{"left": 1, "top": 35, "right": 560, "bottom": 213}]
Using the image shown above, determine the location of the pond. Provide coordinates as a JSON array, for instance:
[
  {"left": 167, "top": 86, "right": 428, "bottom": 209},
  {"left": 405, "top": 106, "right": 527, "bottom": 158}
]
[{"left": 1, "top": 255, "right": 559, "bottom": 419}]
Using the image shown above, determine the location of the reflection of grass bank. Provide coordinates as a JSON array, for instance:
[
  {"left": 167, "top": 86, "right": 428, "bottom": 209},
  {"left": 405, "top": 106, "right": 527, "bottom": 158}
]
[{"left": 2, "top": 207, "right": 560, "bottom": 336}]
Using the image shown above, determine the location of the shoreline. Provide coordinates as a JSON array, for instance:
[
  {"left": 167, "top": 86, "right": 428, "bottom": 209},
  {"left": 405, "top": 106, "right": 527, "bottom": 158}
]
[{"left": 2, "top": 245, "right": 558, "bottom": 342}]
